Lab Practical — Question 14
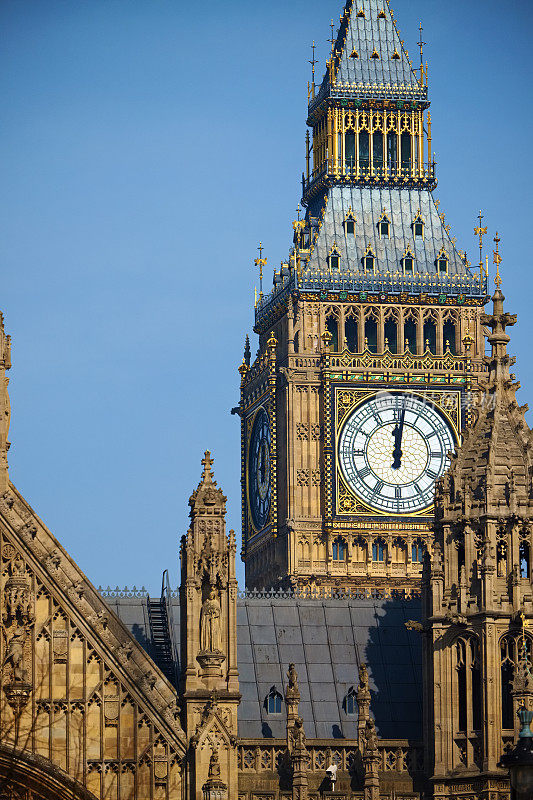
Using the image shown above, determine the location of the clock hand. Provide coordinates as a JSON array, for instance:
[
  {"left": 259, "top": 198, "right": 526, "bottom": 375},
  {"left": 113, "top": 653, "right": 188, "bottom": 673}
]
[{"left": 391, "top": 406, "right": 406, "bottom": 469}]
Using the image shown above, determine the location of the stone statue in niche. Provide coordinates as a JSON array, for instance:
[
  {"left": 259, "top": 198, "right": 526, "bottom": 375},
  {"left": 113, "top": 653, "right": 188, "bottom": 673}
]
[
  {"left": 200, "top": 588, "right": 222, "bottom": 653},
  {"left": 288, "top": 663, "right": 299, "bottom": 693},
  {"left": 3, "top": 625, "right": 28, "bottom": 683},
  {"left": 208, "top": 748, "right": 221, "bottom": 780}
]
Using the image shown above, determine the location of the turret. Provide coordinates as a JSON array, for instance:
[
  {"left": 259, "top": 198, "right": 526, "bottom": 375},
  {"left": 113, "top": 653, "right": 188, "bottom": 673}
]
[{"left": 424, "top": 250, "right": 533, "bottom": 798}]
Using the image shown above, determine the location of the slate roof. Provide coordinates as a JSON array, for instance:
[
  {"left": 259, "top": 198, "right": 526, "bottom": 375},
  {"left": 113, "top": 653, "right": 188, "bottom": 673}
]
[
  {"left": 313, "top": 0, "right": 425, "bottom": 108},
  {"left": 304, "top": 186, "right": 475, "bottom": 282},
  {"left": 105, "top": 592, "right": 423, "bottom": 742}
]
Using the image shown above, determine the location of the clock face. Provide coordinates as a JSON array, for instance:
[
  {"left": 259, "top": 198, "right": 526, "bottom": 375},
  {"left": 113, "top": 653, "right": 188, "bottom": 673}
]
[
  {"left": 248, "top": 407, "right": 271, "bottom": 530},
  {"left": 338, "top": 392, "right": 455, "bottom": 514}
]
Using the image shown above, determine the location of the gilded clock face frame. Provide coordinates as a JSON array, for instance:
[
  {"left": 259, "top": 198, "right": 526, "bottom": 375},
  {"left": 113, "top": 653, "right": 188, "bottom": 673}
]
[
  {"left": 248, "top": 407, "right": 271, "bottom": 530},
  {"left": 338, "top": 391, "right": 456, "bottom": 515}
]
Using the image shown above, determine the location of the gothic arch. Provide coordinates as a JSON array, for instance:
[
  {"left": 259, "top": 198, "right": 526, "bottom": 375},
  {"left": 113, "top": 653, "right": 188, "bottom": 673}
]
[{"left": 0, "top": 744, "right": 99, "bottom": 800}]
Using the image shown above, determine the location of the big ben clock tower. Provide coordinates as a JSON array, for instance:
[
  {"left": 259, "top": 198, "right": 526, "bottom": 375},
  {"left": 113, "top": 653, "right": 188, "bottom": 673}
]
[{"left": 237, "top": 0, "right": 489, "bottom": 591}]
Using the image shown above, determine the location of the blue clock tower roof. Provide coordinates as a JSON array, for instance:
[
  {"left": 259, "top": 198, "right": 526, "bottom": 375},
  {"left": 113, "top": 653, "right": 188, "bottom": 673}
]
[{"left": 254, "top": 1, "right": 487, "bottom": 331}]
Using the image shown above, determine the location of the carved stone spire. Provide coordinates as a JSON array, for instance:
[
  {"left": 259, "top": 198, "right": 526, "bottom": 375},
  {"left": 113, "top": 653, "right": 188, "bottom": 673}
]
[
  {"left": 426, "top": 274, "right": 533, "bottom": 795},
  {"left": 285, "top": 664, "right": 308, "bottom": 800},
  {"left": 180, "top": 451, "right": 240, "bottom": 799},
  {"left": 439, "top": 280, "right": 531, "bottom": 518},
  {"left": 0, "top": 312, "right": 11, "bottom": 494}
]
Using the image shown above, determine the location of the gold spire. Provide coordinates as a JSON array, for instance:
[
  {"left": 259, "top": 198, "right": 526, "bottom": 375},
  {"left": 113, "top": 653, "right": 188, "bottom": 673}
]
[
  {"left": 493, "top": 232, "right": 502, "bottom": 288},
  {"left": 474, "top": 210, "right": 488, "bottom": 279},
  {"left": 254, "top": 242, "right": 267, "bottom": 300}
]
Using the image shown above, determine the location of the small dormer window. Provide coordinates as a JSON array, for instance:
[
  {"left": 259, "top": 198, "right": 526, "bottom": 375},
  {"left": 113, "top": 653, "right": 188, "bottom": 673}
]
[
  {"left": 370, "top": 49, "right": 380, "bottom": 59},
  {"left": 412, "top": 210, "right": 425, "bottom": 238},
  {"left": 378, "top": 211, "right": 391, "bottom": 238},
  {"left": 378, "top": 8, "right": 386, "bottom": 18},
  {"left": 327, "top": 245, "right": 341, "bottom": 270},
  {"left": 379, "top": 220, "right": 389, "bottom": 236},
  {"left": 343, "top": 208, "right": 356, "bottom": 235},
  {"left": 436, "top": 249, "right": 449, "bottom": 274},
  {"left": 402, "top": 247, "right": 416, "bottom": 274},
  {"left": 363, "top": 245, "right": 376, "bottom": 272},
  {"left": 266, "top": 688, "right": 282, "bottom": 714},
  {"left": 392, "top": 49, "right": 401, "bottom": 59},
  {"left": 357, "top": 8, "right": 365, "bottom": 17},
  {"left": 350, "top": 49, "right": 359, "bottom": 59}
]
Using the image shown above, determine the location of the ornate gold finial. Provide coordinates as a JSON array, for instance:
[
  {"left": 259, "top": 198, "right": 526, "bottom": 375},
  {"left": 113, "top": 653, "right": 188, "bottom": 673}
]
[
  {"left": 418, "top": 21, "right": 425, "bottom": 83},
  {"left": 309, "top": 41, "right": 317, "bottom": 98},
  {"left": 474, "top": 210, "right": 488, "bottom": 278},
  {"left": 267, "top": 331, "right": 277, "bottom": 350},
  {"left": 254, "top": 242, "right": 267, "bottom": 300},
  {"left": 329, "top": 19, "right": 335, "bottom": 55},
  {"left": 493, "top": 232, "right": 502, "bottom": 288}
]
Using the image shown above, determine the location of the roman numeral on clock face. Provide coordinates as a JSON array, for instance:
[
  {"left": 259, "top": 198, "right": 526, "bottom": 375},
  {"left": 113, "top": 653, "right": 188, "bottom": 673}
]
[{"left": 338, "top": 392, "right": 456, "bottom": 514}]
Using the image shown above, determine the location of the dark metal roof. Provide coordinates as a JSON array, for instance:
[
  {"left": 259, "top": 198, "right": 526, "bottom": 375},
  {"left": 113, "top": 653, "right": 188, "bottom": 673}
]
[
  {"left": 303, "top": 186, "right": 480, "bottom": 285},
  {"left": 103, "top": 590, "right": 422, "bottom": 742},
  {"left": 312, "top": 0, "right": 426, "bottom": 112}
]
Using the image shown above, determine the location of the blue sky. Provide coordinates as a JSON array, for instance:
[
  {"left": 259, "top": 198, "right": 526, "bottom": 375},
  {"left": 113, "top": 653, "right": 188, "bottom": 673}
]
[{"left": 1, "top": 0, "right": 532, "bottom": 592}]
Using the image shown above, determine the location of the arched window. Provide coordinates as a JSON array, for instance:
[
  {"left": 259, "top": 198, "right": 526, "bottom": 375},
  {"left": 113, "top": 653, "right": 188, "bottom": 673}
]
[
  {"left": 326, "top": 317, "right": 339, "bottom": 352},
  {"left": 443, "top": 320, "right": 457, "bottom": 355},
  {"left": 345, "top": 317, "right": 358, "bottom": 352},
  {"left": 365, "top": 317, "right": 378, "bottom": 354},
  {"left": 391, "top": 538, "right": 407, "bottom": 564},
  {"left": 345, "top": 132, "right": 356, "bottom": 170},
  {"left": 412, "top": 540, "right": 424, "bottom": 563},
  {"left": 301, "top": 539, "right": 310, "bottom": 562},
  {"left": 372, "top": 539, "right": 386, "bottom": 562},
  {"left": 359, "top": 130, "right": 370, "bottom": 170},
  {"left": 400, "top": 131, "right": 411, "bottom": 171},
  {"left": 353, "top": 537, "right": 366, "bottom": 562},
  {"left": 471, "top": 639, "right": 482, "bottom": 731},
  {"left": 387, "top": 133, "right": 397, "bottom": 171},
  {"left": 457, "top": 540, "right": 465, "bottom": 583},
  {"left": 423, "top": 319, "right": 437, "bottom": 354},
  {"left": 520, "top": 539, "right": 530, "bottom": 578},
  {"left": 500, "top": 636, "right": 532, "bottom": 730},
  {"left": 456, "top": 638, "right": 467, "bottom": 732},
  {"left": 266, "top": 687, "right": 283, "bottom": 714},
  {"left": 456, "top": 637, "right": 482, "bottom": 733},
  {"left": 404, "top": 317, "right": 417, "bottom": 353},
  {"left": 332, "top": 537, "right": 347, "bottom": 561},
  {"left": 373, "top": 131, "right": 384, "bottom": 172},
  {"left": 345, "top": 687, "right": 357, "bottom": 715},
  {"left": 384, "top": 317, "right": 398, "bottom": 353}
]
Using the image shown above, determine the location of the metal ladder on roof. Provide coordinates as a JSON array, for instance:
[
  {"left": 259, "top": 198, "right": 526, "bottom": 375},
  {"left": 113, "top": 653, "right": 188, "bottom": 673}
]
[{"left": 147, "top": 570, "right": 178, "bottom": 687}]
